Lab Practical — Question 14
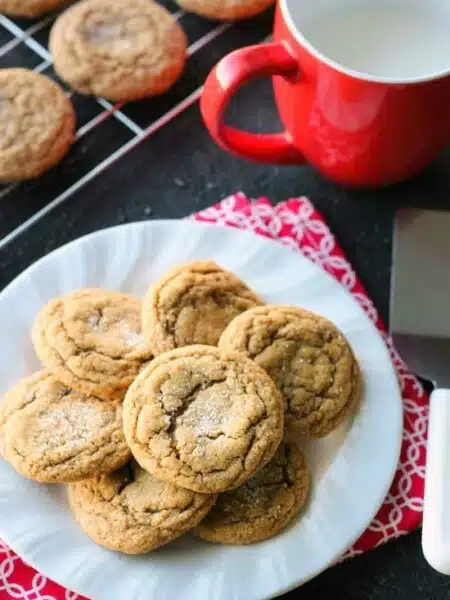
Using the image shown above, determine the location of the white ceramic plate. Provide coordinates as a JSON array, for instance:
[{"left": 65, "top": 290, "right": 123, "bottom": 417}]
[{"left": 0, "top": 220, "right": 402, "bottom": 600}]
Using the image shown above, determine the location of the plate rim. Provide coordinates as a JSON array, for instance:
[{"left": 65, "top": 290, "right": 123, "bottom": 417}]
[{"left": 0, "top": 219, "right": 403, "bottom": 600}]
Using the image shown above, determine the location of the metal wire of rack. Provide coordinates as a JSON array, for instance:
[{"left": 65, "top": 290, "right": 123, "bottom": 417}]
[{"left": 0, "top": 1, "right": 272, "bottom": 250}]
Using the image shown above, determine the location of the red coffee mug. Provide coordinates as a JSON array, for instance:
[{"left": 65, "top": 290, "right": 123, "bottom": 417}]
[{"left": 201, "top": 0, "right": 450, "bottom": 187}]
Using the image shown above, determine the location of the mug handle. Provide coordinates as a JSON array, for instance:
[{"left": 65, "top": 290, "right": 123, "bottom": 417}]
[{"left": 200, "top": 41, "right": 304, "bottom": 164}]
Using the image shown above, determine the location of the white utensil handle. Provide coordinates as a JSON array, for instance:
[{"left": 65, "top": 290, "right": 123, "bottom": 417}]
[{"left": 422, "top": 389, "right": 450, "bottom": 574}]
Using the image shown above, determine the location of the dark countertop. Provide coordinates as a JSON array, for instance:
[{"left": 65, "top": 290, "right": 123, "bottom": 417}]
[{"left": 1, "top": 4, "right": 450, "bottom": 599}]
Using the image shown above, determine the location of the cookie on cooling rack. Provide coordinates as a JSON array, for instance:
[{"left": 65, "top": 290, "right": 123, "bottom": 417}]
[
  {"left": 0, "top": 0, "right": 65, "bottom": 18},
  {"left": 174, "top": 0, "right": 275, "bottom": 20},
  {"left": 49, "top": 0, "right": 187, "bottom": 101},
  {"left": 0, "top": 69, "right": 75, "bottom": 182}
]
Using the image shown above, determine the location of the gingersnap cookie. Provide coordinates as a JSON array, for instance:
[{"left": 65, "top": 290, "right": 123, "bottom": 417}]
[
  {"left": 68, "top": 461, "right": 216, "bottom": 554},
  {"left": 49, "top": 0, "right": 187, "bottom": 102},
  {"left": 142, "top": 261, "right": 262, "bottom": 355},
  {"left": 219, "top": 305, "right": 362, "bottom": 440},
  {"left": 32, "top": 289, "right": 152, "bottom": 401},
  {"left": 0, "top": 0, "right": 64, "bottom": 18},
  {"left": 123, "top": 345, "right": 284, "bottom": 494},
  {"left": 175, "top": 0, "right": 275, "bottom": 20},
  {"left": 0, "top": 69, "right": 75, "bottom": 182},
  {"left": 195, "top": 442, "right": 309, "bottom": 544},
  {"left": 0, "top": 371, "right": 131, "bottom": 483}
]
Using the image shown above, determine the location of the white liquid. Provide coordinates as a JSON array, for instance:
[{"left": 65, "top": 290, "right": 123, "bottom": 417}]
[{"left": 302, "top": 5, "right": 450, "bottom": 79}]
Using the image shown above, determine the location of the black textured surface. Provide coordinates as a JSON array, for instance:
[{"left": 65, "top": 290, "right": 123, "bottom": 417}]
[{"left": 1, "top": 6, "right": 450, "bottom": 600}]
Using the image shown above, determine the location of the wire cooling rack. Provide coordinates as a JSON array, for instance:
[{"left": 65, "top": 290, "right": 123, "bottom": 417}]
[{"left": 0, "top": 1, "right": 272, "bottom": 249}]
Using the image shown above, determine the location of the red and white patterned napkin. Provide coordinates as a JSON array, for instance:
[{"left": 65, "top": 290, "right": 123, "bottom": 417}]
[{"left": 0, "top": 193, "right": 428, "bottom": 600}]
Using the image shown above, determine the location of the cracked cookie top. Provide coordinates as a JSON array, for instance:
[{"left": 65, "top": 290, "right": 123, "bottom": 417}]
[
  {"left": 142, "top": 261, "right": 263, "bottom": 355},
  {"left": 219, "top": 305, "right": 362, "bottom": 439},
  {"left": 49, "top": 0, "right": 187, "bottom": 101},
  {"left": 0, "top": 371, "right": 131, "bottom": 483},
  {"left": 0, "top": 69, "right": 75, "bottom": 182},
  {"left": 123, "top": 345, "right": 284, "bottom": 494},
  {"left": 32, "top": 289, "right": 153, "bottom": 400},
  {"left": 194, "top": 442, "right": 309, "bottom": 544},
  {"left": 68, "top": 461, "right": 216, "bottom": 554}
]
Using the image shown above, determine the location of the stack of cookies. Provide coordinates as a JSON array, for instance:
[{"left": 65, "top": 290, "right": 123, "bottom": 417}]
[{"left": 0, "top": 260, "right": 361, "bottom": 554}]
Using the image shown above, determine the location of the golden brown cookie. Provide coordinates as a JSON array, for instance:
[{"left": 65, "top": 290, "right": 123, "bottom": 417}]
[
  {"left": 123, "top": 345, "right": 284, "bottom": 494},
  {"left": 49, "top": 0, "right": 187, "bottom": 101},
  {"left": 142, "top": 261, "right": 263, "bottom": 355},
  {"left": 0, "top": 69, "right": 75, "bottom": 182},
  {"left": 219, "top": 305, "right": 362, "bottom": 440},
  {"left": 0, "top": 0, "right": 65, "bottom": 18},
  {"left": 32, "top": 289, "right": 152, "bottom": 401},
  {"left": 195, "top": 442, "right": 309, "bottom": 544},
  {"left": 175, "top": 0, "right": 275, "bottom": 20},
  {"left": 0, "top": 371, "right": 131, "bottom": 483},
  {"left": 68, "top": 461, "right": 216, "bottom": 554}
]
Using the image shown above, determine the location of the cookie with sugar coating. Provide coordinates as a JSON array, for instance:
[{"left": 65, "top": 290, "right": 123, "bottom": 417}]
[
  {"left": 219, "top": 305, "right": 362, "bottom": 440},
  {"left": 32, "top": 289, "right": 152, "bottom": 401},
  {"left": 122, "top": 345, "right": 284, "bottom": 494},
  {"left": 142, "top": 260, "right": 263, "bottom": 355},
  {"left": 69, "top": 461, "right": 217, "bottom": 554},
  {"left": 0, "top": 371, "right": 131, "bottom": 483},
  {"left": 195, "top": 442, "right": 309, "bottom": 544}
]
